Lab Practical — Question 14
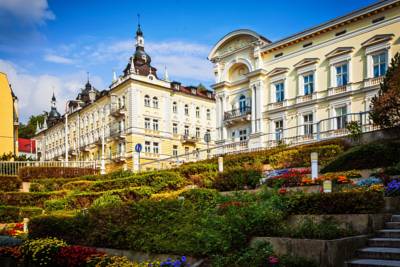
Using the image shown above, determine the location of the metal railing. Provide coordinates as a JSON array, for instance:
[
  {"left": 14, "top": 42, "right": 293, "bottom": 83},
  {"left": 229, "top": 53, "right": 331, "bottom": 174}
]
[
  {"left": 140, "top": 111, "right": 379, "bottom": 170},
  {"left": 224, "top": 106, "right": 251, "bottom": 120},
  {"left": 0, "top": 161, "right": 99, "bottom": 176}
]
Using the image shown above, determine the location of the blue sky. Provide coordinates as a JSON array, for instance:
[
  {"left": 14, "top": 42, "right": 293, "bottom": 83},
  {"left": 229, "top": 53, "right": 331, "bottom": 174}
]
[{"left": 0, "top": 0, "right": 376, "bottom": 122}]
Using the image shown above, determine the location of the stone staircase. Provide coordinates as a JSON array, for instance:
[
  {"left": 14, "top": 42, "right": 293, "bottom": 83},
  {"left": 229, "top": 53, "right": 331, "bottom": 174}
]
[{"left": 347, "top": 215, "right": 400, "bottom": 267}]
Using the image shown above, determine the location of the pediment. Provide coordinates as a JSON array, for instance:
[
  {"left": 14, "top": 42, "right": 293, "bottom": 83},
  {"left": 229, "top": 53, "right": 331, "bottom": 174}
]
[
  {"left": 293, "top": 58, "right": 319, "bottom": 69},
  {"left": 361, "top": 34, "right": 394, "bottom": 47},
  {"left": 267, "top": 67, "right": 289, "bottom": 77},
  {"left": 325, "top": 47, "right": 354, "bottom": 59}
]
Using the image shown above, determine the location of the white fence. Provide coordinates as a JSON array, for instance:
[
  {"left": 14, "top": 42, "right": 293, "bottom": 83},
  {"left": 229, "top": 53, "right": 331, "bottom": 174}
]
[{"left": 0, "top": 161, "right": 99, "bottom": 176}]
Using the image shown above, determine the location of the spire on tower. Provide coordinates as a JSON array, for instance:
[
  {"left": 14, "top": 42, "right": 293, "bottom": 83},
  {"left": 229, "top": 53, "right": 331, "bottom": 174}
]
[
  {"left": 112, "top": 69, "right": 117, "bottom": 82},
  {"left": 164, "top": 65, "right": 169, "bottom": 81}
]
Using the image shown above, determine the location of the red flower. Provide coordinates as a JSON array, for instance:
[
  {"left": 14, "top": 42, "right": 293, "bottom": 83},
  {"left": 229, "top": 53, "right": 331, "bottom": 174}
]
[{"left": 278, "top": 188, "right": 287, "bottom": 194}]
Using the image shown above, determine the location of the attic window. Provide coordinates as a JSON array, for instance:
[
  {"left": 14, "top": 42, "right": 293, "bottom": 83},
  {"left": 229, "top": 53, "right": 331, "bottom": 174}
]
[
  {"left": 207, "top": 92, "right": 212, "bottom": 98},
  {"left": 303, "top": 42, "right": 312, "bottom": 48},
  {"left": 191, "top": 89, "right": 196, "bottom": 95},
  {"left": 335, "top": 30, "right": 347, "bottom": 37},
  {"left": 372, "top": 17, "right": 385, "bottom": 24},
  {"left": 274, "top": 52, "right": 283, "bottom": 58},
  {"left": 172, "top": 83, "right": 180, "bottom": 91}
]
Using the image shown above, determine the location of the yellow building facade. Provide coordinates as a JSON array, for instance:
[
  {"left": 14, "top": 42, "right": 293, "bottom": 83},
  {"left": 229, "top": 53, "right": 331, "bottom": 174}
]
[
  {"left": 0, "top": 72, "right": 18, "bottom": 157},
  {"left": 34, "top": 24, "right": 216, "bottom": 172},
  {"left": 208, "top": 0, "right": 400, "bottom": 153}
]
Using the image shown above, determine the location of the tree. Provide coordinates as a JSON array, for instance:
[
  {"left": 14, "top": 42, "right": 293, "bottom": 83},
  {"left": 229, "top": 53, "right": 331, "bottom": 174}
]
[
  {"left": 19, "top": 114, "right": 45, "bottom": 139},
  {"left": 370, "top": 52, "right": 400, "bottom": 128}
]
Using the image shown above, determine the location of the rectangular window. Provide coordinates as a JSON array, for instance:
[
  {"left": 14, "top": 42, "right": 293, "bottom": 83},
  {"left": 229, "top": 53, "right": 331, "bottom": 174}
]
[
  {"left": 303, "top": 114, "right": 313, "bottom": 136},
  {"left": 275, "top": 120, "right": 283, "bottom": 141},
  {"left": 206, "top": 109, "right": 211, "bottom": 120},
  {"left": 196, "top": 108, "right": 200, "bottom": 118},
  {"left": 184, "top": 125, "right": 189, "bottom": 136},
  {"left": 184, "top": 147, "right": 189, "bottom": 160},
  {"left": 303, "top": 74, "right": 314, "bottom": 95},
  {"left": 173, "top": 145, "right": 178, "bottom": 157},
  {"left": 373, "top": 52, "right": 387, "bottom": 78},
  {"left": 144, "top": 141, "right": 151, "bottom": 153},
  {"left": 336, "top": 63, "right": 348, "bottom": 86},
  {"left": 144, "top": 118, "right": 151, "bottom": 129},
  {"left": 275, "top": 82, "right": 284, "bottom": 102},
  {"left": 153, "top": 142, "right": 159, "bottom": 154},
  {"left": 239, "top": 129, "right": 247, "bottom": 141},
  {"left": 172, "top": 123, "right": 178, "bottom": 134},
  {"left": 335, "top": 106, "right": 347, "bottom": 129},
  {"left": 152, "top": 119, "right": 159, "bottom": 131},
  {"left": 231, "top": 130, "right": 236, "bottom": 141},
  {"left": 196, "top": 127, "right": 200, "bottom": 139}
]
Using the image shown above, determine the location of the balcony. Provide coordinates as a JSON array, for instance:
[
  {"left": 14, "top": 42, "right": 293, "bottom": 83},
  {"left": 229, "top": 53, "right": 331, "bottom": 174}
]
[
  {"left": 364, "top": 76, "right": 384, "bottom": 88},
  {"left": 223, "top": 106, "right": 251, "bottom": 125},
  {"left": 267, "top": 100, "right": 287, "bottom": 111},
  {"left": 296, "top": 93, "right": 316, "bottom": 104},
  {"left": 110, "top": 128, "right": 126, "bottom": 140},
  {"left": 110, "top": 104, "right": 126, "bottom": 117},
  {"left": 111, "top": 152, "right": 126, "bottom": 162},
  {"left": 181, "top": 135, "right": 199, "bottom": 145},
  {"left": 68, "top": 148, "right": 78, "bottom": 156},
  {"left": 328, "top": 84, "right": 352, "bottom": 96}
]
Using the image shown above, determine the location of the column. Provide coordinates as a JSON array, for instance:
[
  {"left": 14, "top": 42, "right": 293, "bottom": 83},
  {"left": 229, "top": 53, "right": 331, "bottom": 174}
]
[
  {"left": 215, "top": 97, "right": 221, "bottom": 140},
  {"left": 251, "top": 86, "right": 256, "bottom": 133},
  {"left": 221, "top": 96, "right": 227, "bottom": 140},
  {"left": 256, "top": 83, "right": 264, "bottom": 133}
]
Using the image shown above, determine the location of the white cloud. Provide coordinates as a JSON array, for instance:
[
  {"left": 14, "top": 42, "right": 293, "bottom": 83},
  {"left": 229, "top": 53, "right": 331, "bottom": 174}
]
[
  {"left": 0, "top": 59, "right": 104, "bottom": 123},
  {"left": 44, "top": 54, "right": 74, "bottom": 64},
  {"left": 0, "top": 0, "right": 55, "bottom": 24},
  {"left": 49, "top": 39, "right": 214, "bottom": 83}
]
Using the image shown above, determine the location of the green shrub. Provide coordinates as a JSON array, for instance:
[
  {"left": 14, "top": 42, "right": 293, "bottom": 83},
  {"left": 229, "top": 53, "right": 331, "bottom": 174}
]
[
  {"left": 285, "top": 191, "right": 384, "bottom": 214},
  {"left": 269, "top": 144, "right": 343, "bottom": 169},
  {"left": 19, "top": 167, "right": 98, "bottom": 181},
  {"left": 87, "top": 171, "right": 185, "bottom": 192},
  {"left": 212, "top": 168, "right": 262, "bottom": 191},
  {"left": 279, "top": 255, "right": 318, "bottom": 267},
  {"left": 91, "top": 192, "right": 123, "bottom": 209},
  {"left": 0, "top": 176, "right": 22, "bottom": 192},
  {"left": 62, "top": 180, "right": 94, "bottom": 191},
  {"left": 22, "top": 237, "right": 67, "bottom": 266},
  {"left": 0, "top": 206, "right": 43, "bottom": 223},
  {"left": 0, "top": 191, "right": 66, "bottom": 208},
  {"left": 44, "top": 198, "right": 70, "bottom": 212},
  {"left": 386, "top": 161, "right": 400, "bottom": 175},
  {"left": 179, "top": 188, "right": 218, "bottom": 204},
  {"left": 188, "top": 171, "right": 218, "bottom": 188},
  {"left": 322, "top": 140, "right": 400, "bottom": 173},
  {"left": 178, "top": 163, "right": 218, "bottom": 178}
]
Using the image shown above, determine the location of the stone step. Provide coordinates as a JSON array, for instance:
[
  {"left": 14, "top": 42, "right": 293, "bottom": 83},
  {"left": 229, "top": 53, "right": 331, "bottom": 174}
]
[
  {"left": 358, "top": 247, "right": 400, "bottom": 260},
  {"left": 392, "top": 215, "right": 400, "bottom": 222},
  {"left": 379, "top": 230, "right": 400, "bottom": 238},
  {"left": 369, "top": 238, "right": 400, "bottom": 248},
  {"left": 386, "top": 222, "right": 400, "bottom": 229},
  {"left": 347, "top": 259, "right": 400, "bottom": 267}
]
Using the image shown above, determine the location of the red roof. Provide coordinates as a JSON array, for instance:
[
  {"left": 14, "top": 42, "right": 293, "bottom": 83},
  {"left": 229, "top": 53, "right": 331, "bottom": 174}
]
[{"left": 18, "top": 138, "right": 36, "bottom": 153}]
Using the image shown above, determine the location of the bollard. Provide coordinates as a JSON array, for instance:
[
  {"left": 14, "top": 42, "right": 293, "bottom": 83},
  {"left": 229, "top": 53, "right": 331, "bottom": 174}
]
[
  {"left": 132, "top": 153, "right": 140, "bottom": 173},
  {"left": 311, "top": 152, "right": 318, "bottom": 181},
  {"left": 218, "top": 156, "right": 224, "bottom": 173}
]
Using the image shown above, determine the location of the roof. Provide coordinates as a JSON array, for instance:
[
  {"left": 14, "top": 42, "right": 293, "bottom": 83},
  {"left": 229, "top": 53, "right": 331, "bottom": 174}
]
[
  {"left": 260, "top": 0, "right": 400, "bottom": 53},
  {"left": 18, "top": 138, "right": 36, "bottom": 153}
]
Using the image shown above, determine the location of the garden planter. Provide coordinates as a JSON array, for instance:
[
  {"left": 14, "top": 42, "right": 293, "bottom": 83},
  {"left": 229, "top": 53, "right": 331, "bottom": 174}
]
[
  {"left": 251, "top": 235, "right": 368, "bottom": 267},
  {"left": 384, "top": 197, "right": 400, "bottom": 212}
]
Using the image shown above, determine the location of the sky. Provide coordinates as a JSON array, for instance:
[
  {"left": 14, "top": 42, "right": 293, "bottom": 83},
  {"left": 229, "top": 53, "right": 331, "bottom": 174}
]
[{"left": 0, "top": 0, "right": 377, "bottom": 123}]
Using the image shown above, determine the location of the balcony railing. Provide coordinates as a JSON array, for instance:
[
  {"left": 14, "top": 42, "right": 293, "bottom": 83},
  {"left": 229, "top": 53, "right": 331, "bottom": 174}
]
[
  {"left": 268, "top": 100, "right": 287, "bottom": 111},
  {"left": 111, "top": 152, "right": 126, "bottom": 162},
  {"left": 110, "top": 128, "right": 126, "bottom": 140},
  {"left": 224, "top": 106, "right": 251, "bottom": 122},
  {"left": 328, "top": 84, "right": 351, "bottom": 96},
  {"left": 181, "top": 135, "right": 198, "bottom": 144},
  {"left": 364, "top": 76, "right": 384, "bottom": 88},
  {"left": 110, "top": 104, "right": 126, "bottom": 117},
  {"left": 296, "top": 93, "right": 316, "bottom": 104}
]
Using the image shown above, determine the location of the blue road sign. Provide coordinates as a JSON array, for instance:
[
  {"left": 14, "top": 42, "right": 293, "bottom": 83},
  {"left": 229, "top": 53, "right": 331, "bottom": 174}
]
[{"left": 135, "top": 143, "right": 142, "bottom": 153}]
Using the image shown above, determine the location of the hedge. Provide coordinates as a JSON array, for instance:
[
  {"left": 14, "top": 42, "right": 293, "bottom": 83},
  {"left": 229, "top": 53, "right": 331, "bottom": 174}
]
[
  {"left": 177, "top": 163, "right": 218, "bottom": 179},
  {"left": 212, "top": 168, "right": 262, "bottom": 191},
  {"left": 269, "top": 144, "right": 343, "bottom": 169},
  {"left": 0, "top": 191, "right": 66, "bottom": 208},
  {"left": 0, "top": 205, "right": 42, "bottom": 223},
  {"left": 19, "top": 167, "right": 98, "bottom": 181},
  {"left": 285, "top": 191, "right": 384, "bottom": 214},
  {"left": 321, "top": 140, "right": 400, "bottom": 173},
  {"left": 0, "top": 176, "right": 22, "bottom": 192}
]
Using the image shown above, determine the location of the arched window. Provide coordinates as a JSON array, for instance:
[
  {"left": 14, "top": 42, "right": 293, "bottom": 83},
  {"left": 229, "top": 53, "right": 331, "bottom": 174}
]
[
  {"left": 196, "top": 107, "right": 200, "bottom": 118},
  {"left": 206, "top": 109, "right": 211, "bottom": 120},
  {"left": 239, "top": 95, "right": 246, "bottom": 113},
  {"left": 172, "top": 102, "right": 177, "bottom": 113},
  {"left": 153, "top": 97, "right": 159, "bottom": 108},
  {"left": 122, "top": 96, "right": 126, "bottom": 108},
  {"left": 184, "top": 104, "right": 189, "bottom": 116},
  {"left": 144, "top": 95, "right": 150, "bottom": 107}
]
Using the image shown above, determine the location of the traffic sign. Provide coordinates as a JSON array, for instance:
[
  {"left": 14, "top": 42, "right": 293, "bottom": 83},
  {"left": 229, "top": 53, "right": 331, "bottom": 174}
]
[{"left": 135, "top": 143, "right": 142, "bottom": 153}]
